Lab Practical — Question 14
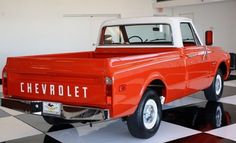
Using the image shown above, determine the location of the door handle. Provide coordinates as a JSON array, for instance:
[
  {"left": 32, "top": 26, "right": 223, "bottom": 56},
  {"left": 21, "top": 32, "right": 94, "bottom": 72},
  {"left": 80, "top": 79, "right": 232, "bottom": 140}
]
[
  {"left": 202, "top": 46, "right": 208, "bottom": 61},
  {"left": 187, "top": 53, "right": 198, "bottom": 58},
  {"left": 202, "top": 51, "right": 208, "bottom": 61}
]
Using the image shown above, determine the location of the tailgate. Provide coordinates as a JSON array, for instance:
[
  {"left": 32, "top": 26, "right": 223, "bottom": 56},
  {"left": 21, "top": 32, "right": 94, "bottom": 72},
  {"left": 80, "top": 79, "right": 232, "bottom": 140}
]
[{"left": 5, "top": 57, "right": 108, "bottom": 108}]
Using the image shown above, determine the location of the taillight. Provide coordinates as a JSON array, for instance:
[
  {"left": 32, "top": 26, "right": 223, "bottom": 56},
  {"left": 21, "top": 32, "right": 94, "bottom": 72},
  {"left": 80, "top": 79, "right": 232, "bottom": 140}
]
[
  {"left": 2, "top": 68, "right": 8, "bottom": 95},
  {"left": 105, "top": 77, "right": 112, "bottom": 104}
]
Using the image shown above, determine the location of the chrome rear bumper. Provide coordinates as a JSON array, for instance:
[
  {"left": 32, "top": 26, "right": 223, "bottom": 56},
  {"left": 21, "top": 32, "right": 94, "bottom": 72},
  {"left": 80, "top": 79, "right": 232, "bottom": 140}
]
[{"left": 1, "top": 97, "right": 109, "bottom": 121}]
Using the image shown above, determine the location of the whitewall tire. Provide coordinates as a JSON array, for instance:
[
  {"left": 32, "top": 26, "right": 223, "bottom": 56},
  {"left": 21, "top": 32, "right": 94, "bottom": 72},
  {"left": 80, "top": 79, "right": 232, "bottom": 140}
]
[
  {"left": 127, "top": 88, "right": 162, "bottom": 139},
  {"left": 204, "top": 70, "right": 224, "bottom": 101}
]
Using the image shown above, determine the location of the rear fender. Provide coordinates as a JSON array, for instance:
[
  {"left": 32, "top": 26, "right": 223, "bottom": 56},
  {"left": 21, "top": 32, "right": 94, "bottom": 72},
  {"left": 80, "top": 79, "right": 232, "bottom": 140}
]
[
  {"left": 215, "top": 60, "right": 230, "bottom": 80},
  {"left": 138, "top": 73, "right": 167, "bottom": 105}
]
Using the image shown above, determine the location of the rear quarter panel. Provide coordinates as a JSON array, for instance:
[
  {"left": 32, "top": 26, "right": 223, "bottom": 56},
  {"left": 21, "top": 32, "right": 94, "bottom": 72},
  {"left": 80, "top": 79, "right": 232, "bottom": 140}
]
[{"left": 108, "top": 49, "right": 187, "bottom": 118}]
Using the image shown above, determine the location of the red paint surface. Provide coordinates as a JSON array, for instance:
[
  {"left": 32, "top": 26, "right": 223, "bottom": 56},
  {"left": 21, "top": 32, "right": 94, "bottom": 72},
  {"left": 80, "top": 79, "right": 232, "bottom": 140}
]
[{"left": 2, "top": 46, "right": 230, "bottom": 118}]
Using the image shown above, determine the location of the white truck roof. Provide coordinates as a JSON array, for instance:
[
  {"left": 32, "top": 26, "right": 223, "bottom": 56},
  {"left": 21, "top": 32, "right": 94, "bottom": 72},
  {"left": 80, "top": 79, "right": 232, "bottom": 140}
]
[
  {"left": 98, "top": 17, "right": 202, "bottom": 48},
  {"left": 102, "top": 17, "right": 192, "bottom": 26}
]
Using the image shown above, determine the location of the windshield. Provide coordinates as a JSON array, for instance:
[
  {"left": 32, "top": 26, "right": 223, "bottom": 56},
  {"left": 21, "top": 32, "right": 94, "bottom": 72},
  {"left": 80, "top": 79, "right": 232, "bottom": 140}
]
[{"left": 100, "top": 24, "right": 173, "bottom": 46}]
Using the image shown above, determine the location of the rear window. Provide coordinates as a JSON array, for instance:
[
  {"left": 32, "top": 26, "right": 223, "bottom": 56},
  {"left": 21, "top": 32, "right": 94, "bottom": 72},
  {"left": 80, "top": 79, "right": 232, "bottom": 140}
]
[{"left": 100, "top": 24, "right": 173, "bottom": 46}]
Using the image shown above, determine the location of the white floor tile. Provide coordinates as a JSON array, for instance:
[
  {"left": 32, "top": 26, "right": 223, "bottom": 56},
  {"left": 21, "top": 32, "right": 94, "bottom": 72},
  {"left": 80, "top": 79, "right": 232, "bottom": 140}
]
[
  {"left": 47, "top": 120, "right": 200, "bottom": 143},
  {"left": 220, "top": 95, "right": 236, "bottom": 106},
  {"left": 163, "top": 96, "right": 205, "bottom": 110},
  {"left": 0, "top": 116, "right": 42, "bottom": 142},
  {"left": 0, "top": 106, "right": 24, "bottom": 116},
  {"left": 206, "top": 124, "right": 236, "bottom": 141},
  {"left": 224, "top": 80, "right": 236, "bottom": 87},
  {"left": 47, "top": 120, "right": 120, "bottom": 143},
  {"left": 152, "top": 121, "right": 201, "bottom": 143}
]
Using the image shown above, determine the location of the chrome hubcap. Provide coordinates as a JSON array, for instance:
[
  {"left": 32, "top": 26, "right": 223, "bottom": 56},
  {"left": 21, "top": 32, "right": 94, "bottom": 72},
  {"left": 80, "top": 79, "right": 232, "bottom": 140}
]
[
  {"left": 215, "top": 74, "right": 222, "bottom": 95},
  {"left": 143, "top": 99, "right": 158, "bottom": 129}
]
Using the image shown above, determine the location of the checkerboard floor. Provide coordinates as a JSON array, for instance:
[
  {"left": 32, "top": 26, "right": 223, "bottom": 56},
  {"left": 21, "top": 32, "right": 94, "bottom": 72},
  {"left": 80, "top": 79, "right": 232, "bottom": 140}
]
[{"left": 0, "top": 72, "right": 235, "bottom": 143}]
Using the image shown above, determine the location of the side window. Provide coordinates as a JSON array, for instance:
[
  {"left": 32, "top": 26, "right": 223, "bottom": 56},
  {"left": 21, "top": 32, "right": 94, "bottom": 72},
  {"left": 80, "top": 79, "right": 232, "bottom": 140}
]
[
  {"left": 103, "top": 26, "right": 124, "bottom": 44},
  {"left": 180, "top": 23, "right": 200, "bottom": 47}
]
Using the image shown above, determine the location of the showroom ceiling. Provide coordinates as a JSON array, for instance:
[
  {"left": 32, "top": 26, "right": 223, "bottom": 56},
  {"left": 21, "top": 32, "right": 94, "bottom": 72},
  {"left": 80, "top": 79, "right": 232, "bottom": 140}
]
[{"left": 155, "top": 0, "right": 233, "bottom": 8}]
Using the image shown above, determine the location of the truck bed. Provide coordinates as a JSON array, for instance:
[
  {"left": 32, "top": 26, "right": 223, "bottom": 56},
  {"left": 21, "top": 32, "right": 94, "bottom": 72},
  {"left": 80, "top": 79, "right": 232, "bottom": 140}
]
[{"left": 4, "top": 48, "right": 179, "bottom": 111}]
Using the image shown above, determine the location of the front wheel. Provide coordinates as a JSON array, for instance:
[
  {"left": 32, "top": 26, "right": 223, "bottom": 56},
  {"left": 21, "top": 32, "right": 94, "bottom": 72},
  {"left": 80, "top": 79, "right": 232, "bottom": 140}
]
[
  {"left": 204, "top": 70, "right": 224, "bottom": 101},
  {"left": 127, "top": 89, "right": 162, "bottom": 139}
]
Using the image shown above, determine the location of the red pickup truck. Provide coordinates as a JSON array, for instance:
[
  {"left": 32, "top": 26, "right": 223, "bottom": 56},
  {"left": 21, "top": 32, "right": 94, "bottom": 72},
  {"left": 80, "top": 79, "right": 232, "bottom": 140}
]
[{"left": 1, "top": 17, "right": 230, "bottom": 139}]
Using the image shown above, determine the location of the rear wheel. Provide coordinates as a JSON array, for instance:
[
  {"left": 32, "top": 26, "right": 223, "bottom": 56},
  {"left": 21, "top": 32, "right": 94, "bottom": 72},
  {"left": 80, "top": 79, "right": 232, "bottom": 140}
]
[
  {"left": 127, "top": 89, "right": 162, "bottom": 139},
  {"left": 204, "top": 70, "right": 224, "bottom": 101}
]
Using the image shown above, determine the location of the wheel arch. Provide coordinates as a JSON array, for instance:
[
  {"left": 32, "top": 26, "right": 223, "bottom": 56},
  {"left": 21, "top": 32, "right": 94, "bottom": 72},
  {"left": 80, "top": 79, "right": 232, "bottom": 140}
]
[
  {"left": 139, "top": 74, "right": 168, "bottom": 105},
  {"left": 218, "top": 61, "right": 228, "bottom": 80}
]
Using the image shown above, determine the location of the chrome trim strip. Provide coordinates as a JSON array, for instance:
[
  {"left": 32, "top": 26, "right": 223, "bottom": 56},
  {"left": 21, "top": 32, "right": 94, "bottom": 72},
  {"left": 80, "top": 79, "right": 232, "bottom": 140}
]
[
  {"left": 186, "top": 53, "right": 198, "bottom": 58},
  {"left": 97, "top": 45, "right": 177, "bottom": 48},
  {"left": 1, "top": 97, "right": 109, "bottom": 121}
]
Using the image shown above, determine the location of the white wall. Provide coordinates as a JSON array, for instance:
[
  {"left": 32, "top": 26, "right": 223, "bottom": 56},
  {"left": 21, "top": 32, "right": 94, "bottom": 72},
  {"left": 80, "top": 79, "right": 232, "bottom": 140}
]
[
  {"left": 155, "top": 0, "right": 236, "bottom": 53},
  {"left": 0, "top": 0, "right": 153, "bottom": 71}
]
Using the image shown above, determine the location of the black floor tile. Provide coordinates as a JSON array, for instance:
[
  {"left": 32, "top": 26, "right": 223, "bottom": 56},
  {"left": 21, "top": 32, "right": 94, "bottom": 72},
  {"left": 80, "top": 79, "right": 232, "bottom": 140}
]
[
  {"left": 167, "top": 133, "right": 235, "bottom": 143},
  {"left": 2, "top": 134, "right": 61, "bottom": 143},
  {"left": 162, "top": 101, "right": 236, "bottom": 132}
]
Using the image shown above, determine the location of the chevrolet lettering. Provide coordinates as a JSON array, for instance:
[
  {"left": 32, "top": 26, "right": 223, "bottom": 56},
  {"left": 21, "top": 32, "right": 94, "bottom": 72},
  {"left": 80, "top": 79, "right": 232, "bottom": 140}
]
[
  {"left": 1, "top": 17, "right": 230, "bottom": 139},
  {"left": 20, "top": 82, "right": 88, "bottom": 98}
]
